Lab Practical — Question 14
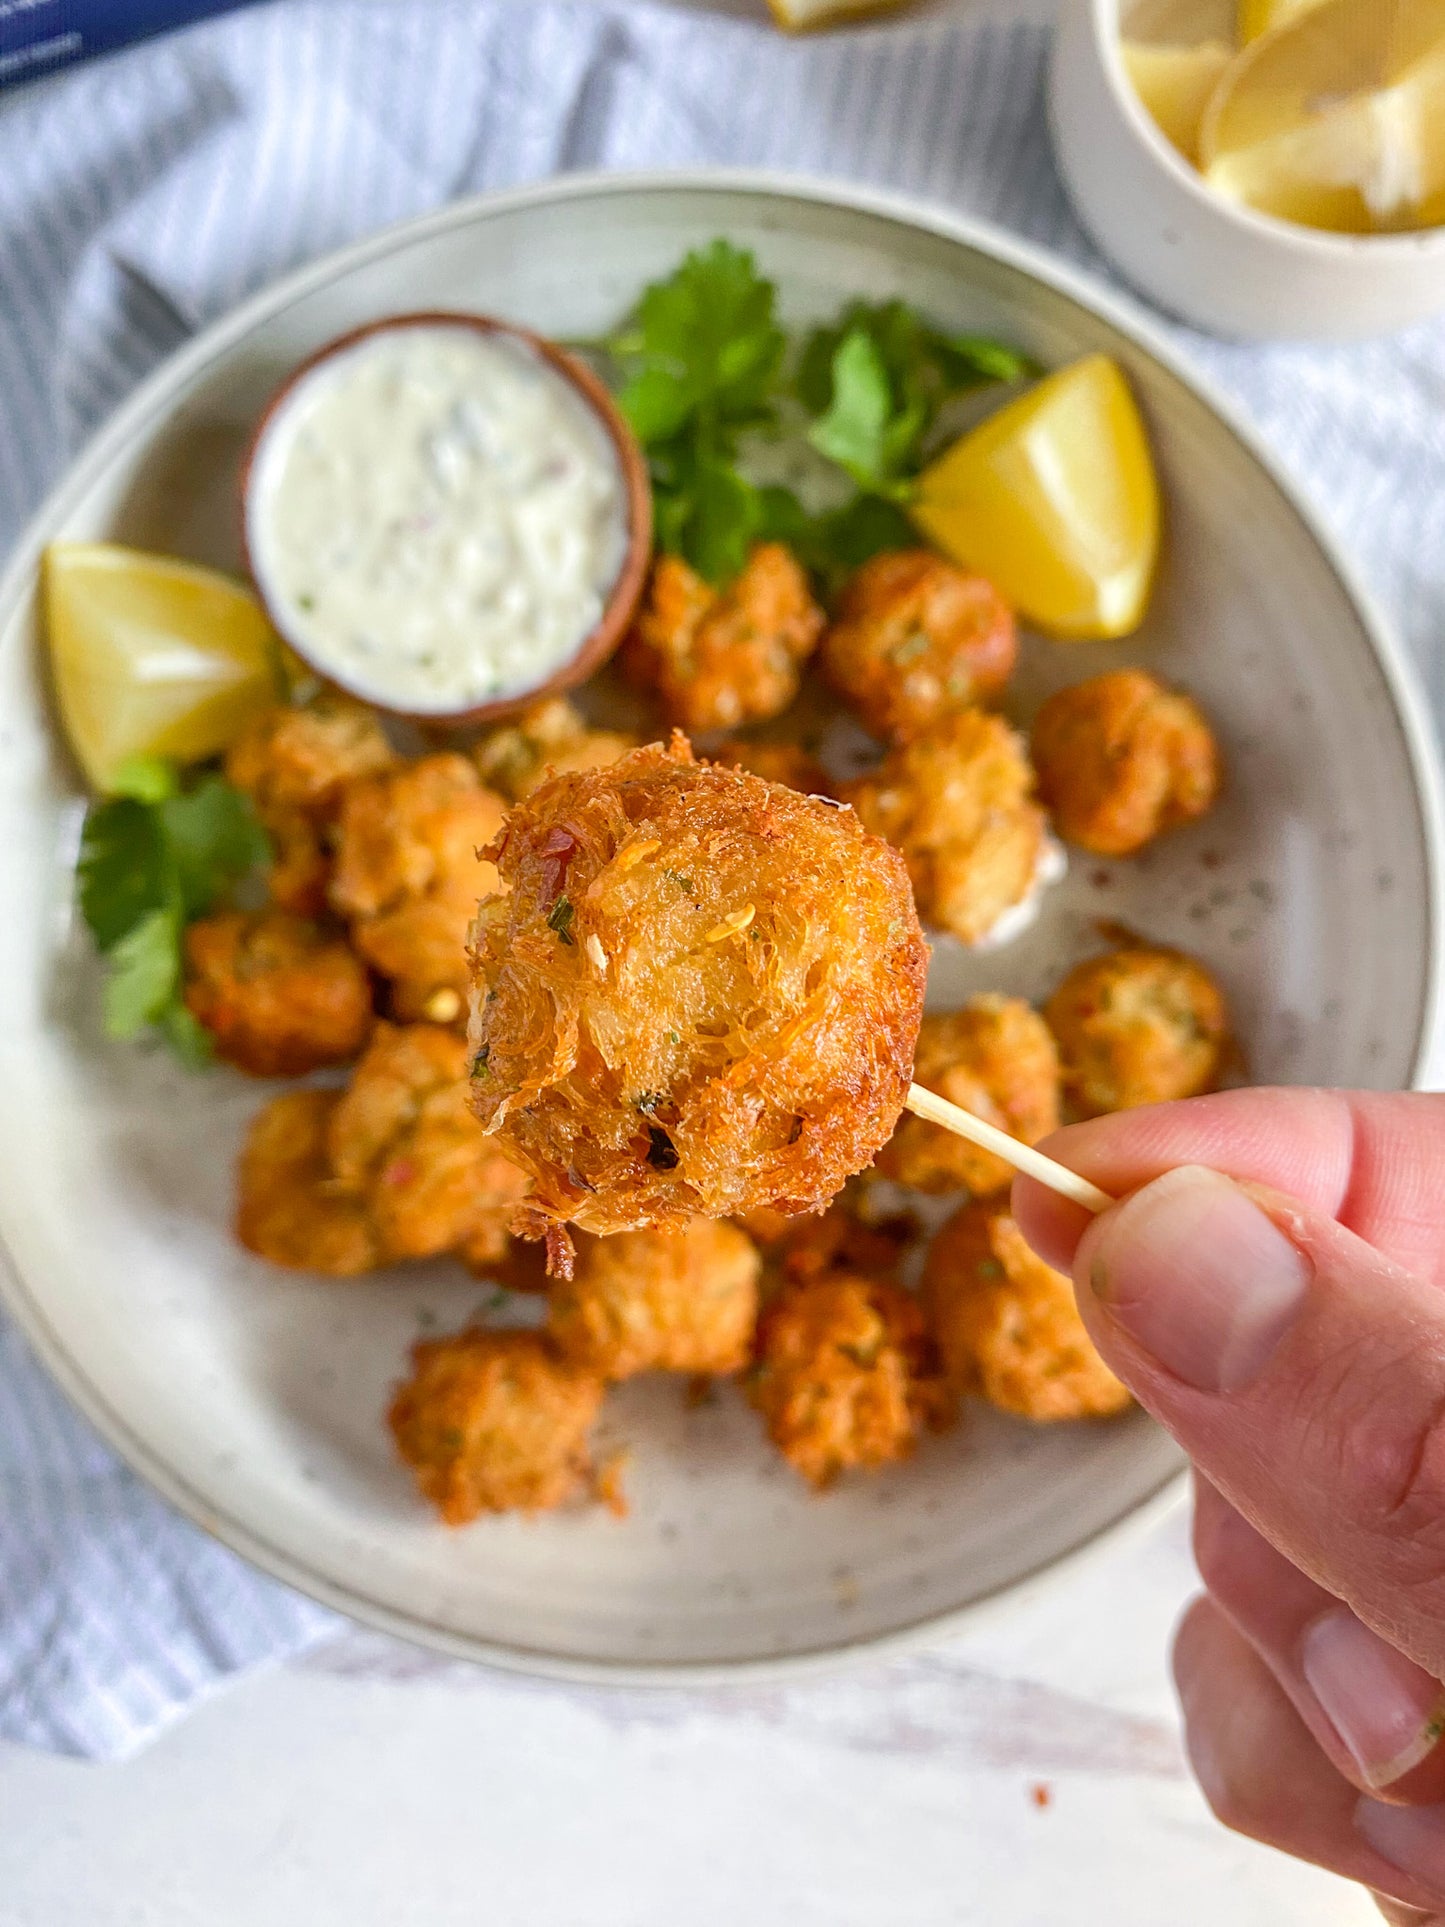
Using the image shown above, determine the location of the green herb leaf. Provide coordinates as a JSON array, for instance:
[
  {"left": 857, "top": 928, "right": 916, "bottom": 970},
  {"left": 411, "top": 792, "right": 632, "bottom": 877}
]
[
  {"left": 807, "top": 332, "right": 899, "bottom": 489},
  {"left": 547, "top": 894, "right": 576, "bottom": 944},
  {"left": 161, "top": 776, "right": 270, "bottom": 919},
  {"left": 102, "top": 907, "right": 181, "bottom": 1039},
  {"left": 76, "top": 757, "right": 271, "bottom": 1065},
  {"left": 798, "top": 299, "right": 1031, "bottom": 493},
  {"left": 78, "top": 798, "right": 170, "bottom": 953},
  {"left": 159, "top": 1002, "right": 215, "bottom": 1068},
  {"left": 110, "top": 755, "right": 180, "bottom": 804}
]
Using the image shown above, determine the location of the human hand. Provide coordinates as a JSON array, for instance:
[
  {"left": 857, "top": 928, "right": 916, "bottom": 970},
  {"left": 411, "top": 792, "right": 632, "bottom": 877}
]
[{"left": 1013, "top": 1090, "right": 1445, "bottom": 1922}]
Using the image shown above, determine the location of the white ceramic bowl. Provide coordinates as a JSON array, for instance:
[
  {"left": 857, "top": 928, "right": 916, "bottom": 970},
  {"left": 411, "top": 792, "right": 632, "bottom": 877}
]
[
  {"left": 0, "top": 172, "right": 1442, "bottom": 1680},
  {"left": 1049, "top": 0, "right": 1445, "bottom": 340}
]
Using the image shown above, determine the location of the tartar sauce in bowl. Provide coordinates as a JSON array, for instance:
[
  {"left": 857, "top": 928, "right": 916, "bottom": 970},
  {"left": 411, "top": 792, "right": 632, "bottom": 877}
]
[{"left": 242, "top": 317, "right": 649, "bottom": 719}]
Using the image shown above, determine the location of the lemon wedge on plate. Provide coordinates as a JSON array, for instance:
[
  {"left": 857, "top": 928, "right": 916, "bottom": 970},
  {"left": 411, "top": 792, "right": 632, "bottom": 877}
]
[
  {"left": 911, "top": 355, "right": 1161, "bottom": 642},
  {"left": 46, "top": 544, "right": 282, "bottom": 791},
  {"left": 1122, "top": 41, "right": 1234, "bottom": 161},
  {"left": 1200, "top": 0, "right": 1445, "bottom": 233}
]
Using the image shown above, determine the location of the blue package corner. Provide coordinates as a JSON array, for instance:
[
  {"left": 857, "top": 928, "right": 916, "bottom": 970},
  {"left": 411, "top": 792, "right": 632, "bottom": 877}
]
[{"left": 0, "top": 0, "right": 267, "bottom": 87}]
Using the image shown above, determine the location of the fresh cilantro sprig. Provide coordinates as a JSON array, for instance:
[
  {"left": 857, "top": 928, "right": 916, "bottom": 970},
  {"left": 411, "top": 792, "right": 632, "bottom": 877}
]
[
  {"left": 605, "top": 240, "right": 793, "bottom": 585},
  {"left": 77, "top": 757, "right": 270, "bottom": 1064},
  {"left": 798, "top": 299, "right": 1036, "bottom": 501}
]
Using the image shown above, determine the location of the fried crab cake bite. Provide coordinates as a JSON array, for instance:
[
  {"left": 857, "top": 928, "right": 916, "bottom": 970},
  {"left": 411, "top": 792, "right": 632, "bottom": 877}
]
[
  {"left": 750, "top": 1273, "right": 943, "bottom": 1488},
  {"left": 330, "top": 752, "right": 506, "bottom": 1025},
  {"left": 922, "top": 1203, "right": 1130, "bottom": 1421},
  {"left": 821, "top": 550, "right": 1016, "bottom": 745},
  {"left": 236, "top": 1089, "right": 381, "bottom": 1276},
  {"left": 877, "top": 996, "right": 1061, "bottom": 1197},
  {"left": 326, "top": 1022, "right": 529, "bottom": 1264},
  {"left": 1045, "top": 944, "right": 1230, "bottom": 1116},
  {"left": 547, "top": 1217, "right": 761, "bottom": 1380},
  {"left": 843, "top": 710, "right": 1058, "bottom": 949},
  {"left": 1031, "top": 669, "right": 1221, "bottom": 857},
  {"left": 475, "top": 697, "right": 635, "bottom": 803},
  {"left": 712, "top": 738, "right": 834, "bottom": 798},
  {"left": 184, "top": 908, "right": 373, "bottom": 1076},
  {"left": 467, "top": 736, "right": 928, "bottom": 1265},
  {"left": 389, "top": 1328, "right": 605, "bottom": 1522},
  {"left": 621, "top": 544, "right": 825, "bottom": 733},
  {"left": 226, "top": 693, "right": 397, "bottom": 915},
  {"left": 742, "top": 1190, "right": 916, "bottom": 1284}
]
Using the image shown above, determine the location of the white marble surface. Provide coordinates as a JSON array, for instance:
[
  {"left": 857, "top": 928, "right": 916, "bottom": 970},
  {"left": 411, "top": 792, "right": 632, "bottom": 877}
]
[
  {"left": 0, "top": 1503, "right": 1377, "bottom": 1923},
  {"left": 0, "top": 0, "right": 1389, "bottom": 1918}
]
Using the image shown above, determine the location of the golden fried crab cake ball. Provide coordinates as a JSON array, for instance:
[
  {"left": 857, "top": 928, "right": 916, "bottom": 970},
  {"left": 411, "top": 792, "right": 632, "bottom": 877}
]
[
  {"left": 821, "top": 550, "right": 1016, "bottom": 745},
  {"left": 843, "top": 710, "right": 1053, "bottom": 948},
  {"left": 326, "top": 1022, "right": 529, "bottom": 1263},
  {"left": 750, "top": 1273, "right": 941, "bottom": 1488},
  {"left": 746, "top": 1193, "right": 916, "bottom": 1284},
  {"left": 923, "top": 1204, "right": 1130, "bottom": 1420},
  {"left": 184, "top": 909, "right": 373, "bottom": 1076},
  {"left": 389, "top": 1329, "right": 605, "bottom": 1522},
  {"left": 877, "top": 996, "right": 1061, "bottom": 1197},
  {"left": 712, "top": 738, "right": 834, "bottom": 798},
  {"left": 467, "top": 736, "right": 928, "bottom": 1261},
  {"left": 330, "top": 753, "right": 506, "bottom": 1025},
  {"left": 1031, "top": 669, "right": 1220, "bottom": 858},
  {"left": 475, "top": 697, "right": 636, "bottom": 803},
  {"left": 1045, "top": 944, "right": 1229, "bottom": 1117},
  {"left": 236, "top": 1090, "right": 381, "bottom": 1276},
  {"left": 547, "top": 1217, "right": 761, "bottom": 1379},
  {"left": 226, "top": 694, "right": 397, "bottom": 915},
  {"left": 621, "top": 544, "right": 825, "bottom": 733}
]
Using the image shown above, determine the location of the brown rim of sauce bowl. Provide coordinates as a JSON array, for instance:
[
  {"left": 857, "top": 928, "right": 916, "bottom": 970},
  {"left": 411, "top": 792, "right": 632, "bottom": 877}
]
[{"left": 238, "top": 311, "right": 653, "bottom": 726}]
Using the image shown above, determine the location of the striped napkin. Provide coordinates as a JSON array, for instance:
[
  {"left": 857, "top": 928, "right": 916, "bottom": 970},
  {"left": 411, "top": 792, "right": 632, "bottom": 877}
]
[{"left": 2, "top": 0, "right": 1443, "bottom": 1760}]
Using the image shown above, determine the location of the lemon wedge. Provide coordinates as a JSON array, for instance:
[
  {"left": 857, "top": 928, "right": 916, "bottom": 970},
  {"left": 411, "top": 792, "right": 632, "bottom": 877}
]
[
  {"left": 1122, "top": 41, "right": 1234, "bottom": 161},
  {"left": 1200, "top": 0, "right": 1445, "bottom": 233},
  {"left": 46, "top": 544, "right": 282, "bottom": 791},
  {"left": 1237, "top": 0, "right": 1326, "bottom": 44},
  {"left": 765, "top": 0, "right": 903, "bottom": 28},
  {"left": 911, "top": 355, "right": 1161, "bottom": 642}
]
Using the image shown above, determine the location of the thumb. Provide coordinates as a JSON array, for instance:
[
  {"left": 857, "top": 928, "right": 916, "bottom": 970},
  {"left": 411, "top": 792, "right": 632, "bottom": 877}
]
[{"left": 1043, "top": 1156, "right": 1445, "bottom": 1677}]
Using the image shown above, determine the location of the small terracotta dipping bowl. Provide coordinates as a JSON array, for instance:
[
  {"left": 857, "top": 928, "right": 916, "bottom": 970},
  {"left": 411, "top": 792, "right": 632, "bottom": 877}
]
[{"left": 239, "top": 312, "right": 653, "bottom": 725}]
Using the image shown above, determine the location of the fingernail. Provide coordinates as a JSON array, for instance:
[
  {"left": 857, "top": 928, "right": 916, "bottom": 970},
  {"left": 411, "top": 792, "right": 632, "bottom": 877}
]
[
  {"left": 1357, "top": 1797, "right": 1445, "bottom": 1886},
  {"left": 1086, "top": 1165, "right": 1311, "bottom": 1392},
  {"left": 1303, "top": 1609, "right": 1445, "bottom": 1789}
]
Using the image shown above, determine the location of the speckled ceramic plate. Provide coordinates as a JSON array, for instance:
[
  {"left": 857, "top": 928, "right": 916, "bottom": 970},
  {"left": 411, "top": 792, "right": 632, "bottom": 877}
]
[{"left": 0, "top": 174, "right": 1441, "bottom": 1680}]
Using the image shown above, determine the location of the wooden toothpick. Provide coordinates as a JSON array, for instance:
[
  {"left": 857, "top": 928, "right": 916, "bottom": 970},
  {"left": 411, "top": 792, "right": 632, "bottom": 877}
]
[{"left": 904, "top": 1083, "right": 1114, "bottom": 1215}]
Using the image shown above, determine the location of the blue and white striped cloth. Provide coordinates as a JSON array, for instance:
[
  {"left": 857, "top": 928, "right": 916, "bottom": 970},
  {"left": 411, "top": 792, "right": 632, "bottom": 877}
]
[{"left": 3, "top": 0, "right": 1445, "bottom": 1761}]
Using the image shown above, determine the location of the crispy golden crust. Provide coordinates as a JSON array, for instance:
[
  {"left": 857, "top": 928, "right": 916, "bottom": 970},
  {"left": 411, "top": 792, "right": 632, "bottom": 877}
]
[
  {"left": 326, "top": 1022, "right": 529, "bottom": 1263},
  {"left": 475, "top": 698, "right": 636, "bottom": 803},
  {"left": 750, "top": 1273, "right": 943, "bottom": 1488},
  {"left": 388, "top": 1328, "right": 605, "bottom": 1522},
  {"left": 330, "top": 754, "right": 506, "bottom": 1024},
  {"left": 621, "top": 545, "right": 825, "bottom": 733},
  {"left": 742, "top": 1193, "right": 915, "bottom": 1285},
  {"left": 226, "top": 695, "right": 397, "bottom": 916},
  {"left": 467, "top": 736, "right": 928, "bottom": 1244},
  {"left": 877, "top": 996, "right": 1061, "bottom": 1196},
  {"left": 712, "top": 738, "right": 835, "bottom": 798},
  {"left": 822, "top": 551, "right": 1016, "bottom": 744},
  {"left": 922, "top": 1205, "right": 1130, "bottom": 1420},
  {"left": 184, "top": 909, "right": 374, "bottom": 1076},
  {"left": 843, "top": 710, "right": 1047, "bottom": 947},
  {"left": 235, "top": 1089, "right": 381, "bottom": 1276},
  {"left": 547, "top": 1217, "right": 761, "bottom": 1379},
  {"left": 1031, "top": 670, "right": 1220, "bottom": 857},
  {"left": 1045, "top": 945, "right": 1230, "bottom": 1117}
]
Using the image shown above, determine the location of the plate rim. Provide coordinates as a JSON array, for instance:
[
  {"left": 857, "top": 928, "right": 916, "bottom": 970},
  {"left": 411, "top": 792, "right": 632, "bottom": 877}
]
[{"left": 1, "top": 165, "right": 1440, "bottom": 1681}]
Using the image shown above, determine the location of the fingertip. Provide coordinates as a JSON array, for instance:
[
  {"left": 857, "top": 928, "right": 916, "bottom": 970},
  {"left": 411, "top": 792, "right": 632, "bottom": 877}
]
[{"left": 1010, "top": 1172, "right": 1094, "bottom": 1275}]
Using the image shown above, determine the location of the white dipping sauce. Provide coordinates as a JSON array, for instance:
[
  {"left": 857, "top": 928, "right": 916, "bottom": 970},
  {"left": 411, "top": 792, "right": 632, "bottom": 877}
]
[{"left": 247, "top": 324, "right": 629, "bottom": 714}]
